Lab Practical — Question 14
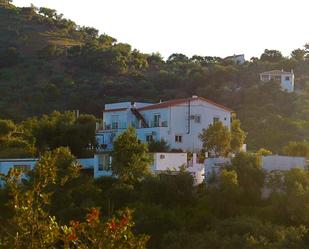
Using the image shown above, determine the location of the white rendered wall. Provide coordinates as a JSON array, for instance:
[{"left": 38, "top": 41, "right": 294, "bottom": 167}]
[
  {"left": 168, "top": 99, "right": 231, "bottom": 152},
  {"left": 99, "top": 99, "right": 232, "bottom": 152},
  {"left": 77, "top": 158, "right": 94, "bottom": 169},
  {"left": 103, "top": 110, "right": 129, "bottom": 129},
  {"left": 152, "top": 153, "right": 187, "bottom": 171},
  {"left": 139, "top": 108, "right": 169, "bottom": 127},
  {"left": 262, "top": 155, "right": 306, "bottom": 171},
  {"left": 281, "top": 74, "right": 294, "bottom": 92},
  {"left": 0, "top": 159, "right": 37, "bottom": 175}
]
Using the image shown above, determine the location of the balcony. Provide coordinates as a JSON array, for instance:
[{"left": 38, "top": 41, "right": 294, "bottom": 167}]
[
  {"left": 150, "top": 120, "right": 168, "bottom": 128},
  {"left": 103, "top": 122, "right": 127, "bottom": 130}
]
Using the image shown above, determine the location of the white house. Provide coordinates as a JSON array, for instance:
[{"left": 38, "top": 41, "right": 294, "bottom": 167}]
[
  {"left": 0, "top": 153, "right": 204, "bottom": 186},
  {"left": 93, "top": 152, "right": 205, "bottom": 185},
  {"left": 204, "top": 155, "right": 308, "bottom": 182},
  {"left": 224, "top": 54, "right": 246, "bottom": 65},
  {"left": 96, "top": 96, "right": 233, "bottom": 153},
  {"left": 260, "top": 70, "right": 294, "bottom": 92}
]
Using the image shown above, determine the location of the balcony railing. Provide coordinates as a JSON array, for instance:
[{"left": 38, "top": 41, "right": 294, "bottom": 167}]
[
  {"left": 103, "top": 122, "right": 127, "bottom": 130},
  {"left": 150, "top": 120, "right": 168, "bottom": 128},
  {"left": 103, "top": 121, "right": 168, "bottom": 130}
]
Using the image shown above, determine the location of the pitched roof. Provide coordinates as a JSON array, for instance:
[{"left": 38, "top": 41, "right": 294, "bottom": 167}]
[
  {"left": 103, "top": 108, "right": 127, "bottom": 113},
  {"left": 224, "top": 54, "right": 244, "bottom": 60},
  {"left": 137, "top": 96, "right": 233, "bottom": 112},
  {"left": 260, "top": 70, "right": 293, "bottom": 75}
]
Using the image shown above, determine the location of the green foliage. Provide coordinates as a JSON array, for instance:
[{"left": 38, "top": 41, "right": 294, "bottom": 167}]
[
  {"left": 112, "top": 127, "right": 152, "bottom": 185},
  {"left": 199, "top": 121, "right": 231, "bottom": 156},
  {"left": 231, "top": 118, "right": 247, "bottom": 153},
  {"left": 38, "top": 7, "right": 57, "bottom": 19},
  {"left": 257, "top": 148, "right": 272, "bottom": 156},
  {"left": 0, "top": 47, "right": 20, "bottom": 68},
  {"left": 148, "top": 139, "right": 170, "bottom": 152},
  {"left": 0, "top": 119, "right": 15, "bottom": 137},
  {"left": 260, "top": 49, "right": 283, "bottom": 62},
  {"left": 230, "top": 153, "right": 265, "bottom": 204},
  {"left": 283, "top": 140, "right": 309, "bottom": 157},
  {"left": 23, "top": 111, "right": 96, "bottom": 157},
  {"left": 0, "top": 148, "right": 149, "bottom": 248},
  {"left": 37, "top": 44, "right": 64, "bottom": 59},
  {"left": 1, "top": 2, "right": 309, "bottom": 153}
]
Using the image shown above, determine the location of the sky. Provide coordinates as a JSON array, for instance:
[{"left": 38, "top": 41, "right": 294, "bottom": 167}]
[{"left": 13, "top": 0, "right": 309, "bottom": 59}]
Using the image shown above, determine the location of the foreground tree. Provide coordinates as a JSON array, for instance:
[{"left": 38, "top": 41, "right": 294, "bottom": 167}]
[
  {"left": 112, "top": 127, "right": 152, "bottom": 185},
  {"left": 230, "top": 118, "right": 246, "bottom": 153},
  {"left": 0, "top": 148, "right": 149, "bottom": 248},
  {"left": 199, "top": 121, "right": 231, "bottom": 156},
  {"left": 230, "top": 152, "right": 265, "bottom": 204}
]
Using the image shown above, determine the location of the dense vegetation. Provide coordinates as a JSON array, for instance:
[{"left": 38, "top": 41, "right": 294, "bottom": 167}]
[
  {"left": 1, "top": 2, "right": 309, "bottom": 152},
  {"left": 2, "top": 132, "right": 309, "bottom": 248}
]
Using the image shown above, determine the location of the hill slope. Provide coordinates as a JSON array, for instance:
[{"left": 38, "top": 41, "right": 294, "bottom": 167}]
[{"left": 1, "top": 2, "right": 309, "bottom": 152}]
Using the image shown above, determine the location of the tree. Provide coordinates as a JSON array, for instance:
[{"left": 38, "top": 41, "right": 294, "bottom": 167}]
[
  {"left": 291, "top": 48, "right": 306, "bottom": 61},
  {"left": 257, "top": 148, "right": 272, "bottom": 156},
  {"left": 112, "top": 127, "right": 152, "bottom": 185},
  {"left": 260, "top": 49, "right": 283, "bottom": 62},
  {"left": 167, "top": 53, "right": 189, "bottom": 64},
  {"left": 230, "top": 118, "right": 246, "bottom": 153},
  {"left": 283, "top": 141, "right": 309, "bottom": 157},
  {"left": 37, "top": 45, "right": 64, "bottom": 59},
  {"left": 38, "top": 7, "right": 57, "bottom": 19},
  {"left": 23, "top": 111, "right": 96, "bottom": 157},
  {"left": 0, "top": 148, "right": 149, "bottom": 248},
  {"left": 199, "top": 121, "right": 231, "bottom": 156},
  {"left": 148, "top": 139, "right": 170, "bottom": 152},
  {"left": 0, "top": 119, "right": 15, "bottom": 137},
  {"left": 0, "top": 0, "right": 13, "bottom": 5},
  {"left": 230, "top": 152, "right": 264, "bottom": 204},
  {"left": 0, "top": 47, "right": 20, "bottom": 68}
]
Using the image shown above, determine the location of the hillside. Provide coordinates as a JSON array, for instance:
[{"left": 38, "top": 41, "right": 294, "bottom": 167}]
[{"left": 1, "top": 2, "right": 309, "bottom": 152}]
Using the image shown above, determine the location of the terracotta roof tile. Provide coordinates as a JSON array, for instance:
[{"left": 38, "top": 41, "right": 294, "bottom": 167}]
[
  {"left": 103, "top": 108, "right": 127, "bottom": 113},
  {"left": 260, "top": 70, "right": 292, "bottom": 75},
  {"left": 137, "top": 97, "right": 233, "bottom": 112}
]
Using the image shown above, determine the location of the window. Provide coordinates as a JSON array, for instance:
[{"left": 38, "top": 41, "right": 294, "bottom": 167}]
[
  {"left": 195, "top": 115, "right": 201, "bottom": 123},
  {"left": 98, "top": 154, "right": 112, "bottom": 171},
  {"left": 146, "top": 134, "right": 154, "bottom": 142},
  {"left": 285, "top": 76, "right": 290, "bottom": 81},
  {"left": 213, "top": 117, "right": 220, "bottom": 124},
  {"left": 160, "top": 154, "right": 165, "bottom": 159},
  {"left": 175, "top": 135, "right": 182, "bottom": 143},
  {"left": 111, "top": 115, "right": 119, "bottom": 129},
  {"left": 112, "top": 122, "right": 119, "bottom": 129},
  {"left": 153, "top": 114, "right": 161, "bottom": 127}
]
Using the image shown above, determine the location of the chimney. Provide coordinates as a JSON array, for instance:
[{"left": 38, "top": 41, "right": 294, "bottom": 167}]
[{"left": 291, "top": 69, "right": 294, "bottom": 74}]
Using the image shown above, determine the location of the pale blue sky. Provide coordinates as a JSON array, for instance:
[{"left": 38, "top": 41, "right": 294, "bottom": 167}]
[{"left": 14, "top": 0, "right": 309, "bottom": 59}]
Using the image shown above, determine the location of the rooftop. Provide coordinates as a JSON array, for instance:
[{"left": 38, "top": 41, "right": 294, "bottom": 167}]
[
  {"left": 102, "top": 96, "right": 233, "bottom": 113},
  {"left": 260, "top": 70, "right": 293, "bottom": 75},
  {"left": 137, "top": 96, "right": 233, "bottom": 112}
]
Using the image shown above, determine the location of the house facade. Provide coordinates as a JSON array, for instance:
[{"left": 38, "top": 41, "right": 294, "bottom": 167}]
[
  {"left": 96, "top": 96, "right": 233, "bottom": 153},
  {"left": 224, "top": 54, "right": 245, "bottom": 65},
  {"left": 260, "top": 70, "right": 294, "bottom": 92}
]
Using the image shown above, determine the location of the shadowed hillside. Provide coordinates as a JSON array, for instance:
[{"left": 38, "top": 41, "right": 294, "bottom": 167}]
[{"left": 1, "top": 2, "right": 309, "bottom": 152}]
